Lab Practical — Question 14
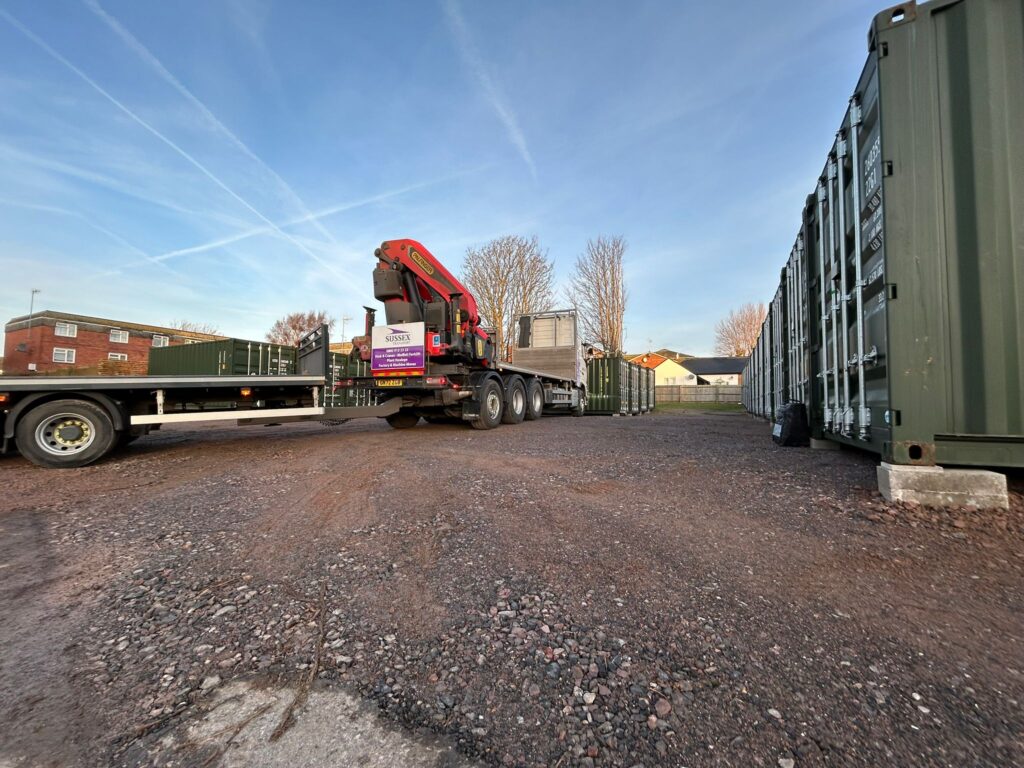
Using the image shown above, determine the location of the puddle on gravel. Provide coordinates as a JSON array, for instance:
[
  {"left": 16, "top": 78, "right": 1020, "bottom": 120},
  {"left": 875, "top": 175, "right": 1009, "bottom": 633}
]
[{"left": 150, "top": 680, "right": 475, "bottom": 767}]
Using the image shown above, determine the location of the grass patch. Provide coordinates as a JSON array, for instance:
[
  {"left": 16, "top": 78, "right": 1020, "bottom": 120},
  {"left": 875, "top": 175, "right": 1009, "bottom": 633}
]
[{"left": 655, "top": 401, "right": 745, "bottom": 412}]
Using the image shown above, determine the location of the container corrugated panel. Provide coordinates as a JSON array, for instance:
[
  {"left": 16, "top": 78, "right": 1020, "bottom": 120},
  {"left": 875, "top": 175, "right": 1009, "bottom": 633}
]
[
  {"left": 586, "top": 357, "right": 623, "bottom": 414},
  {"left": 585, "top": 358, "right": 656, "bottom": 416},
  {"left": 148, "top": 338, "right": 297, "bottom": 376},
  {"left": 324, "top": 353, "right": 377, "bottom": 407},
  {"left": 586, "top": 356, "right": 641, "bottom": 415},
  {"left": 745, "top": 0, "right": 1024, "bottom": 468}
]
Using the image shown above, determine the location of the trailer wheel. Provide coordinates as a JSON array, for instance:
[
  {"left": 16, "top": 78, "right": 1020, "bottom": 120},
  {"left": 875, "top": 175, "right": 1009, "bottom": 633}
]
[
  {"left": 501, "top": 377, "right": 527, "bottom": 424},
  {"left": 15, "top": 398, "right": 117, "bottom": 469},
  {"left": 524, "top": 379, "right": 544, "bottom": 421},
  {"left": 470, "top": 379, "right": 503, "bottom": 430},
  {"left": 386, "top": 411, "right": 420, "bottom": 429}
]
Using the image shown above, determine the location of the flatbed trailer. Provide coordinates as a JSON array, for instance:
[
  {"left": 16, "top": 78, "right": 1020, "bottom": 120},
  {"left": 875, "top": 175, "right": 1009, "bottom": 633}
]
[{"left": 0, "top": 328, "right": 401, "bottom": 468}]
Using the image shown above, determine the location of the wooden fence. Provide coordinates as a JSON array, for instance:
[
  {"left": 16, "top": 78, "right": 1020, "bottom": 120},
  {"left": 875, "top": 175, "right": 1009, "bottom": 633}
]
[{"left": 656, "top": 385, "right": 743, "bottom": 404}]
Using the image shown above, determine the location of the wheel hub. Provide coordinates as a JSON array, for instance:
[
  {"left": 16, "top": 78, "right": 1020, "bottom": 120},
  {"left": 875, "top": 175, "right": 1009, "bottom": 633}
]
[
  {"left": 56, "top": 422, "right": 87, "bottom": 443},
  {"left": 35, "top": 413, "right": 97, "bottom": 456},
  {"left": 486, "top": 392, "right": 501, "bottom": 419}
]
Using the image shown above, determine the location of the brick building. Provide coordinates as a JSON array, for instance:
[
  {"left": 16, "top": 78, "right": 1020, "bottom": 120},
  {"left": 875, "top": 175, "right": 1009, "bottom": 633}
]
[{"left": 3, "top": 311, "right": 223, "bottom": 376}]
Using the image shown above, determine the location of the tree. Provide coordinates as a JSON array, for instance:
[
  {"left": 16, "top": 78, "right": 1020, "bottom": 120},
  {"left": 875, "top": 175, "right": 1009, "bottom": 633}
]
[
  {"left": 168, "top": 319, "right": 221, "bottom": 335},
  {"left": 566, "top": 235, "right": 628, "bottom": 354},
  {"left": 713, "top": 302, "right": 767, "bottom": 357},
  {"left": 266, "top": 311, "right": 335, "bottom": 346},
  {"left": 461, "top": 235, "right": 555, "bottom": 359}
]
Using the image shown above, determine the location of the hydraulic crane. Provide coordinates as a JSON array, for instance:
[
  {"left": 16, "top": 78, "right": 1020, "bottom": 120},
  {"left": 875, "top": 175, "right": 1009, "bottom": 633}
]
[{"left": 351, "top": 239, "right": 494, "bottom": 367}]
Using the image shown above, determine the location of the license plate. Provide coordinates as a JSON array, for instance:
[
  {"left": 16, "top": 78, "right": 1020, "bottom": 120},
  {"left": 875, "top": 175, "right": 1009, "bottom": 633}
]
[{"left": 376, "top": 379, "right": 403, "bottom": 387}]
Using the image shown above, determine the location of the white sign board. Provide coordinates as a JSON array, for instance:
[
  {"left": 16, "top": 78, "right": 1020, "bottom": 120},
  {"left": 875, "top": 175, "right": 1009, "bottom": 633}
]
[{"left": 371, "top": 321, "right": 426, "bottom": 371}]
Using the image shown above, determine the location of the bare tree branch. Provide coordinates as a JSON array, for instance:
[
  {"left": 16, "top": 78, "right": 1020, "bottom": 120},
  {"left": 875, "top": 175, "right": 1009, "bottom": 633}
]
[
  {"left": 168, "top": 319, "right": 221, "bottom": 335},
  {"left": 565, "top": 235, "right": 628, "bottom": 354},
  {"left": 713, "top": 302, "right": 767, "bottom": 356},
  {"left": 461, "top": 235, "right": 555, "bottom": 359},
  {"left": 266, "top": 311, "right": 335, "bottom": 346}
]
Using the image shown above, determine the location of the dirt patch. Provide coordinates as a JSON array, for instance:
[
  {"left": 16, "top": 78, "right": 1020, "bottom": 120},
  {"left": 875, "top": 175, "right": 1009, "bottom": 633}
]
[{"left": 0, "top": 412, "right": 1021, "bottom": 767}]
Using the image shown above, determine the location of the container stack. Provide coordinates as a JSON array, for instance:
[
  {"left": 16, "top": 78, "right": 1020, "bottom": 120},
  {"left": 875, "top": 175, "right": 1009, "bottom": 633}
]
[{"left": 744, "top": 0, "right": 1024, "bottom": 469}]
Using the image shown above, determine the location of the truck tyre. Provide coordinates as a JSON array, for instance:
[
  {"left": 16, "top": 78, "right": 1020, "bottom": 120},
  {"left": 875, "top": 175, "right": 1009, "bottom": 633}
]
[
  {"left": 470, "top": 379, "right": 503, "bottom": 430},
  {"left": 386, "top": 411, "right": 420, "bottom": 429},
  {"left": 524, "top": 379, "right": 544, "bottom": 421},
  {"left": 15, "top": 398, "right": 117, "bottom": 469},
  {"left": 501, "top": 377, "right": 527, "bottom": 424}
]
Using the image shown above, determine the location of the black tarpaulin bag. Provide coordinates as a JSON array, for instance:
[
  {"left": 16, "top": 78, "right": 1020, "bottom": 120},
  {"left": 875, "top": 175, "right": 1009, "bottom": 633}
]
[{"left": 772, "top": 402, "right": 810, "bottom": 446}]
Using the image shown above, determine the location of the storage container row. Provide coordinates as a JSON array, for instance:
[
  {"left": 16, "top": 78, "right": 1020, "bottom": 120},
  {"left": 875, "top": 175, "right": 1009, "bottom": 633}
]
[
  {"left": 585, "top": 357, "right": 656, "bottom": 416},
  {"left": 744, "top": 0, "right": 1023, "bottom": 468}
]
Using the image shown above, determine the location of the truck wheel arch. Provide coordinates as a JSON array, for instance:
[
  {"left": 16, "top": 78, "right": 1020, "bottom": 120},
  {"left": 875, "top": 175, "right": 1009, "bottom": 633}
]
[{"left": 4, "top": 391, "right": 128, "bottom": 440}]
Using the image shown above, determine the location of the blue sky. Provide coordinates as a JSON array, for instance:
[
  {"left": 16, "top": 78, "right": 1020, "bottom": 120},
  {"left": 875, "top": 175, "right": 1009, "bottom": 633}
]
[{"left": 0, "top": 0, "right": 883, "bottom": 356}]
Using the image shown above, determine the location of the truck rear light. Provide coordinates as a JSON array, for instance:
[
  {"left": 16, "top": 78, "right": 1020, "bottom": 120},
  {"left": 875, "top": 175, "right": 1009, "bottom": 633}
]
[
  {"left": 0, "top": 393, "right": 8, "bottom": 404},
  {"left": 240, "top": 387, "right": 253, "bottom": 397},
  {"left": 425, "top": 376, "right": 448, "bottom": 386}
]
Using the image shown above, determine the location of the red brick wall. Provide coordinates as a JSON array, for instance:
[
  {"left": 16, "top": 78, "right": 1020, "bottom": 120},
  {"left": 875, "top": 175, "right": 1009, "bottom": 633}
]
[{"left": 3, "top": 324, "right": 188, "bottom": 375}]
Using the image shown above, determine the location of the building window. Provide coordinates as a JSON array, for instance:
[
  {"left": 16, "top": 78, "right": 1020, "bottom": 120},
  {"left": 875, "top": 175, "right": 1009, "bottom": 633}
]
[
  {"left": 53, "top": 347, "right": 76, "bottom": 363},
  {"left": 110, "top": 329, "right": 129, "bottom": 343},
  {"left": 108, "top": 352, "right": 128, "bottom": 361},
  {"left": 55, "top": 322, "right": 78, "bottom": 338},
  {"left": 152, "top": 335, "right": 169, "bottom": 348}
]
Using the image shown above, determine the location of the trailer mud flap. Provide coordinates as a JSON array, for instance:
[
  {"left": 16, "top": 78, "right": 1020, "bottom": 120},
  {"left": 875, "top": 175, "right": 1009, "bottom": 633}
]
[{"left": 460, "top": 400, "right": 480, "bottom": 421}]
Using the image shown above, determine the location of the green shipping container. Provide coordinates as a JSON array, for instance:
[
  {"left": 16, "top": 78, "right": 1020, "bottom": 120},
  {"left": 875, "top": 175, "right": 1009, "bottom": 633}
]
[
  {"left": 745, "top": 0, "right": 1024, "bottom": 468},
  {"left": 148, "top": 338, "right": 297, "bottom": 376},
  {"left": 323, "top": 352, "right": 376, "bottom": 407},
  {"left": 585, "top": 357, "right": 655, "bottom": 415}
]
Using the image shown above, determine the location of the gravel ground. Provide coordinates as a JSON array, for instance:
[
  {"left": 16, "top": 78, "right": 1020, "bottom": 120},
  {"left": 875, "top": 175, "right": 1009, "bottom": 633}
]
[{"left": 1, "top": 409, "right": 1021, "bottom": 767}]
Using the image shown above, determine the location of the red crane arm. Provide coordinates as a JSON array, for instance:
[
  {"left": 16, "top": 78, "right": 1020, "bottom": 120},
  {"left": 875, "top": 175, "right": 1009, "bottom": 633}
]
[{"left": 375, "top": 239, "right": 480, "bottom": 326}]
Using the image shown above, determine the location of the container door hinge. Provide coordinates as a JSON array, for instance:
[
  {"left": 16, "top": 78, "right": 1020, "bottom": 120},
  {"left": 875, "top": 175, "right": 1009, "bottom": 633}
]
[
  {"left": 884, "top": 409, "right": 901, "bottom": 427},
  {"left": 885, "top": 284, "right": 898, "bottom": 300}
]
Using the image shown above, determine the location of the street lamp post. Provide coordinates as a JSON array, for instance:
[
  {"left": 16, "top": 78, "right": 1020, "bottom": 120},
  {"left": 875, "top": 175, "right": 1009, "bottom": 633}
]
[{"left": 28, "top": 288, "right": 41, "bottom": 371}]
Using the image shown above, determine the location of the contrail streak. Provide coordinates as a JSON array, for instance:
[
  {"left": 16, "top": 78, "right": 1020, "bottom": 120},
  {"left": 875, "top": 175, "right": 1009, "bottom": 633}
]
[
  {"left": 442, "top": 0, "right": 537, "bottom": 180},
  {"left": 83, "top": 0, "right": 339, "bottom": 246},
  {"left": 0, "top": 8, "right": 353, "bottom": 285},
  {"left": 0, "top": 197, "right": 175, "bottom": 273},
  {"left": 117, "top": 170, "right": 481, "bottom": 272},
  {"left": 0, "top": 142, "right": 248, "bottom": 227}
]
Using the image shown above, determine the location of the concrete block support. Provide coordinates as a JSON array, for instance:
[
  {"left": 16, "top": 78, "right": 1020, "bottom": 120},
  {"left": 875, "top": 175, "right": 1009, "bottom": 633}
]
[{"left": 877, "top": 462, "right": 1009, "bottom": 509}]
